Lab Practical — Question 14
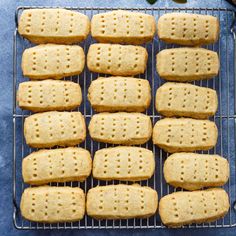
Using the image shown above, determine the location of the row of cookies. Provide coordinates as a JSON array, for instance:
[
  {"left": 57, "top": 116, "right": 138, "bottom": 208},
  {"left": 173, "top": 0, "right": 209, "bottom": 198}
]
[
  {"left": 22, "top": 146, "right": 229, "bottom": 191},
  {"left": 21, "top": 112, "right": 230, "bottom": 225},
  {"left": 152, "top": 12, "right": 230, "bottom": 228},
  {"left": 19, "top": 9, "right": 220, "bottom": 83},
  {"left": 21, "top": 147, "right": 158, "bottom": 222},
  {"left": 76, "top": 8, "right": 160, "bottom": 225},
  {"left": 17, "top": 77, "right": 150, "bottom": 113},
  {"left": 22, "top": 110, "right": 220, "bottom": 152},
  {"left": 18, "top": 8, "right": 158, "bottom": 225},
  {"left": 21, "top": 184, "right": 158, "bottom": 223},
  {"left": 20, "top": 42, "right": 148, "bottom": 79},
  {"left": 19, "top": 9, "right": 219, "bottom": 46},
  {"left": 18, "top": 77, "right": 219, "bottom": 118},
  {"left": 84, "top": 11, "right": 229, "bottom": 228},
  {"left": 21, "top": 185, "right": 229, "bottom": 225},
  {"left": 22, "top": 146, "right": 154, "bottom": 185},
  {"left": 20, "top": 43, "right": 219, "bottom": 82},
  {"left": 17, "top": 8, "right": 91, "bottom": 225}
]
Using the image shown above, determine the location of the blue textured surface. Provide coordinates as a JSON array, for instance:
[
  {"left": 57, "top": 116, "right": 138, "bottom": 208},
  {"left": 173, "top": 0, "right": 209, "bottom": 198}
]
[{"left": 1, "top": 0, "right": 236, "bottom": 235}]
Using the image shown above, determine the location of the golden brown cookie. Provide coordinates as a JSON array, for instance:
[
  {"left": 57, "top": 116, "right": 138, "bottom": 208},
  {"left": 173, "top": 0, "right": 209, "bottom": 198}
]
[
  {"left": 87, "top": 43, "right": 148, "bottom": 76},
  {"left": 21, "top": 44, "right": 85, "bottom": 79},
  {"left": 89, "top": 112, "right": 152, "bottom": 145},
  {"left": 156, "top": 48, "right": 219, "bottom": 82},
  {"left": 22, "top": 147, "right": 92, "bottom": 185},
  {"left": 24, "top": 111, "right": 86, "bottom": 148},
  {"left": 153, "top": 118, "right": 218, "bottom": 153},
  {"left": 93, "top": 146, "right": 155, "bottom": 181},
  {"left": 18, "top": 9, "right": 90, "bottom": 44},
  {"left": 88, "top": 77, "right": 151, "bottom": 112},
  {"left": 157, "top": 13, "right": 219, "bottom": 46},
  {"left": 86, "top": 184, "right": 158, "bottom": 219},
  {"left": 91, "top": 10, "right": 156, "bottom": 44},
  {"left": 164, "top": 153, "right": 229, "bottom": 190},
  {"left": 20, "top": 186, "right": 85, "bottom": 223},
  {"left": 159, "top": 188, "right": 229, "bottom": 227},
  {"left": 17, "top": 80, "right": 82, "bottom": 112},
  {"left": 155, "top": 82, "right": 218, "bottom": 119}
]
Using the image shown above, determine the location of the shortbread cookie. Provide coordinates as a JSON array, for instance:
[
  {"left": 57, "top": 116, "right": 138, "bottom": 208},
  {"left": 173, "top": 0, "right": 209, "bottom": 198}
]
[
  {"left": 20, "top": 186, "right": 85, "bottom": 223},
  {"left": 159, "top": 188, "right": 229, "bottom": 227},
  {"left": 164, "top": 153, "right": 229, "bottom": 190},
  {"left": 153, "top": 118, "right": 218, "bottom": 153},
  {"left": 22, "top": 44, "right": 85, "bottom": 80},
  {"left": 91, "top": 10, "right": 156, "bottom": 44},
  {"left": 155, "top": 82, "right": 218, "bottom": 119},
  {"left": 88, "top": 77, "right": 151, "bottom": 112},
  {"left": 156, "top": 48, "right": 219, "bottom": 82},
  {"left": 93, "top": 146, "right": 155, "bottom": 181},
  {"left": 22, "top": 147, "right": 92, "bottom": 185},
  {"left": 18, "top": 9, "right": 90, "bottom": 44},
  {"left": 17, "top": 80, "right": 82, "bottom": 112},
  {"left": 89, "top": 112, "right": 152, "bottom": 145},
  {"left": 86, "top": 184, "right": 158, "bottom": 219},
  {"left": 87, "top": 43, "right": 148, "bottom": 76},
  {"left": 24, "top": 111, "right": 86, "bottom": 148},
  {"left": 157, "top": 13, "right": 219, "bottom": 46}
]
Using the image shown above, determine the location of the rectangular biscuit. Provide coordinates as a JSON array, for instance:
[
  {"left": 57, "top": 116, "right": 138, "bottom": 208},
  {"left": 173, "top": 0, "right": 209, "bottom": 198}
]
[
  {"left": 89, "top": 112, "right": 152, "bottom": 145},
  {"left": 20, "top": 186, "right": 85, "bottom": 223},
  {"left": 164, "top": 153, "right": 229, "bottom": 190},
  {"left": 156, "top": 48, "right": 219, "bottom": 82},
  {"left": 22, "top": 44, "right": 85, "bottom": 80},
  {"left": 22, "top": 147, "right": 92, "bottom": 185},
  {"left": 88, "top": 77, "right": 151, "bottom": 112},
  {"left": 157, "top": 13, "right": 219, "bottom": 46},
  {"left": 155, "top": 82, "right": 218, "bottom": 119},
  {"left": 17, "top": 80, "right": 82, "bottom": 112},
  {"left": 91, "top": 10, "right": 156, "bottom": 44},
  {"left": 93, "top": 146, "right": 155, "bottom": 181},
  {"left": 159, "top": 188, "right": 229, "bottom": 227},
  {"left": 153, "top": 118, "right": 218, "bottom": 153},
  {"left": 86, "top": 184, "right": 158, "bottom": 219},
  {"left": 87, "top": 43, "right": 148, "bottom": 76},
  {"left": 24, "top": 111, "right": 86, "bottom": 148},
  {"left": 18, "top": 9, "right": 90, "bottom": 44}
]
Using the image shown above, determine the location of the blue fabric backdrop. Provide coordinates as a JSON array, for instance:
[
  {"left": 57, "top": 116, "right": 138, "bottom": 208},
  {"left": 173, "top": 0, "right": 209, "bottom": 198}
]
[{"left": 0, "top": 0, "right": 235, "bottom": 235}]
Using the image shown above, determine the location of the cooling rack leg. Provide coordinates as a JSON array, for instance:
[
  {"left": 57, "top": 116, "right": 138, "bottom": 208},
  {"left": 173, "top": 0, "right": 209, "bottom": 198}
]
[
  {"left": 12, "top": 28, "right": 20, "bottom": 229},
  {"left": 231, "top": 11, "right": 236, "bottom": 114},
  {"left": 231, "top": 11, "right": 236, "bottom": 212}
]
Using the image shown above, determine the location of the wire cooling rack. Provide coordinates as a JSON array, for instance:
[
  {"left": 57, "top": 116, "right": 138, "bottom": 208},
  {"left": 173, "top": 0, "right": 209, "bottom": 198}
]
[{"left": 13, "top": 6, "right": 236, "bottom": 229}]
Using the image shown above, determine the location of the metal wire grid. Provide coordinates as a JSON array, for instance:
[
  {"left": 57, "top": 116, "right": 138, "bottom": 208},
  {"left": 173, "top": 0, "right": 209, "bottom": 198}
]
[{"left": 13, "top": 6, "right": 236, "bottom": 229}]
